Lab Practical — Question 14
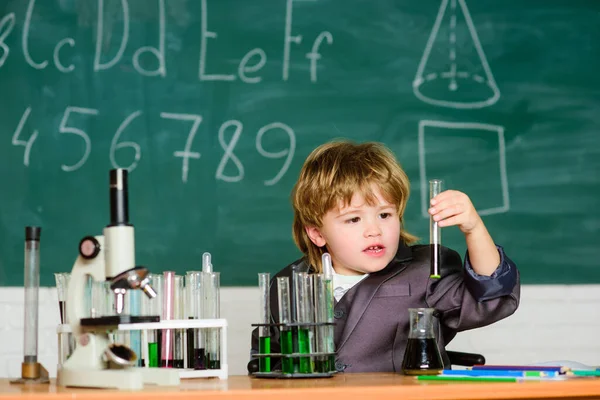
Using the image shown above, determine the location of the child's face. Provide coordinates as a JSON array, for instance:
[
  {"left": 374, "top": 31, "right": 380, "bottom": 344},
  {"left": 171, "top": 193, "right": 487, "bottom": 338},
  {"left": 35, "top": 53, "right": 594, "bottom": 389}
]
[{"left": 306, "top": 184, "right": 400, "bottom": 275}]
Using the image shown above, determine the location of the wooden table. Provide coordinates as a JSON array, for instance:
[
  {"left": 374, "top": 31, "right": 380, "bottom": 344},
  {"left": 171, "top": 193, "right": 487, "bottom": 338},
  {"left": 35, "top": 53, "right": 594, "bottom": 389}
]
[{"left": 2, "top": 374, "right": 600, "bottom": 400}]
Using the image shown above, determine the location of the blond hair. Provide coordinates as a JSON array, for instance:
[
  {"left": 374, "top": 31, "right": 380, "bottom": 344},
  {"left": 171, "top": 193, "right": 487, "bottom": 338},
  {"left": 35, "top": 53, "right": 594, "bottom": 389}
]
[{"left": 291, "top": 140, "right": 417, "bottom": 272}]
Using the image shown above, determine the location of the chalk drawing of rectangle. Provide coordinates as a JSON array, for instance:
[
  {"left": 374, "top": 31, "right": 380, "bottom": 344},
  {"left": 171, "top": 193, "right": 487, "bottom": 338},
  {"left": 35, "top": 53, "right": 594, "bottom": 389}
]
[{"left": 418, "top": 120, "right": 509, "bottom": 218}]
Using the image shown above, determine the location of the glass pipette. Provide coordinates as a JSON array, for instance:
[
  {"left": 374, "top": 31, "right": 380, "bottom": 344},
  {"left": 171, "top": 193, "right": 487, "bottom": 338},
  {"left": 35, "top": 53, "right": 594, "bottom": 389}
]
[
  {"left": 202, "top": 252, "right": 212, "bottom": 273},
  {"left": 322, "top": 252, "right": 333, "bottom": 279}
]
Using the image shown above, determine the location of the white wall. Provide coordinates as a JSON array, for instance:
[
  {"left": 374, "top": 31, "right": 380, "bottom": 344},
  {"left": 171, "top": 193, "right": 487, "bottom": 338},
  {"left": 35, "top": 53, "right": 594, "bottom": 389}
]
[{"left": 1, "top": 285, "right": 599, "bottom": 378}]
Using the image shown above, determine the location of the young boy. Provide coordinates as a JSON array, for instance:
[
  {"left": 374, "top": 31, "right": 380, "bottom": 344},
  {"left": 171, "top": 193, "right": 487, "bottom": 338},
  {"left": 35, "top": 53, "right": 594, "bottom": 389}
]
[{"left": 248, "top": 140, "right": 519, "bottom": 373}]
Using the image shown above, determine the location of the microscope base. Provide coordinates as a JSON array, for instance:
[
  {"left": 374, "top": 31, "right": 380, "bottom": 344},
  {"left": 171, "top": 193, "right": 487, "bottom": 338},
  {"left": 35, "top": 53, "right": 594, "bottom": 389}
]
[
  {"left": 58, "top": 368, "right": 144, "bottom": 390},
  {"left": 57, "top": 367, "right": 180, "bottom": 389}
]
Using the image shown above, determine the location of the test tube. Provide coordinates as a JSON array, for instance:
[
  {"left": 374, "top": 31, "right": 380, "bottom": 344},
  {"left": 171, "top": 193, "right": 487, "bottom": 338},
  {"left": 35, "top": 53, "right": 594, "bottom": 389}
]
[
  {"left": 185, "top": 271, "right": 204, "bottom": 369},
  {"left": 289, "top": 269, "right": 301, "bottom": 372},
  {"left": 258, "top": 273, "right": 271, "bottom": 372},
  {"left": 54, "top": 273, "right": 69, "bottom": 324},
  {"left": 277, "top": 276, "right": 294, "bottom": 374},
  {"left": 161, "top": 271, "right": 175, "bottom": 367},
  {"left": 173, "top": 275, "right": 184, "bottom": 368},
  {"left": 113, "top": 289, "right": 130, "bottom": 348},
  {"left": 203, "top": 271, "right": 220, "bottom": 369},
  {"left": 127, "top": 290, "right": 141, "bottom": 365},
  {"left": 294, "top": 272, "right": 313, "bottom": 373},
  {"left": 143, "top": 273, "right": 162, "bottom": 367},
  {"left": 320, "top": 253, "right": 335, "bottom": 370},
  {"left": 23, "top": 227, "right": 40, "bottom": 366},
  {"left": 54, "top": 273, "right": 73, "bottom": 367},
  {"left": 313, "top": 274, "right": 335, "bottom": 373},
  {"left": 429, "top": 179, "right": 443, "bottom": 279},
  {"left": 19, "top": 226, "right": 49, "bottom": 382}
]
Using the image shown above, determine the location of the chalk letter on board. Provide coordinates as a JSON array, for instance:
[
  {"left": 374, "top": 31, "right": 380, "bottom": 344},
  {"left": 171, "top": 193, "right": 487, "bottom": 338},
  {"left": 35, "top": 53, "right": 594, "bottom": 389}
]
[
  {"left": 11, "top": 107, "right": 38, "bottom": 167},
  {"left": 306, "top": 31, "right": 332, "bottom": 83},
  {"left": 238, "top": 48, "right": 266, "bottom": 84},
  {"left": 94, "top": 0, "right": 129, "bottom": 72},
  {"left": 133, "top": 0, "right": 166, "bottom": 77},
  {"left": 53, "top": 38, "right": 75, "bottom": 73},
  {"left": 161, "top": 112, "right": 202, "bottom": 183},
  {"left": 0, "top": 13, "right": 15, "bottom": 68},
  {"left": 199, "top": 0, "right": 234, "bottom": 81},
  {"left": 282, "top": 0, "right": 302, "bottom": 81},
  {"left": 22, "top": 0, "right": 48, "bottom": 69},
  {"left": 216, "top": 120, "right": 244, "bottom": 182}
]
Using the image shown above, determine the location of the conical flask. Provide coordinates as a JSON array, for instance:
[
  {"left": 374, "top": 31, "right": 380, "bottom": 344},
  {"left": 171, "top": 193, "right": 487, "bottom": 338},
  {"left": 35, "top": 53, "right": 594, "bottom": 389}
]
[{"left": 401, "top": 308, "right": 443, "bottom": 375}]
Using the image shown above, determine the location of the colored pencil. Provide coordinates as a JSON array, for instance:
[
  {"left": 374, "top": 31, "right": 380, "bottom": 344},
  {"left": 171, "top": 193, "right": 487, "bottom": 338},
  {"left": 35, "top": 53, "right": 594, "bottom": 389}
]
[
  {"left": 472, "top": 365, "right": 568, "bottom": 373},
  {"left": 417, "top": 375, "right": 519, "bottom": 383},
  {"left": 568, "top": 370, "right": 600, "bottom": 377}
]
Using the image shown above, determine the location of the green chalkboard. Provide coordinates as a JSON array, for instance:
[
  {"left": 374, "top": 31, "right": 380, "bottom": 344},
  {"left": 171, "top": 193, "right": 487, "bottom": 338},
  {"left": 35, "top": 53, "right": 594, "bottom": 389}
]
[{"left": 0, "top": 0, "right": 599, "bottom": 287}]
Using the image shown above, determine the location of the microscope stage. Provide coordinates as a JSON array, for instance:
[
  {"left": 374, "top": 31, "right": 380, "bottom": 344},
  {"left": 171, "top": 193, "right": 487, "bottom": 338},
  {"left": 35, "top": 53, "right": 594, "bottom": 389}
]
[{"left": 80, "top": 315, "right": 160, "bottom": 327}]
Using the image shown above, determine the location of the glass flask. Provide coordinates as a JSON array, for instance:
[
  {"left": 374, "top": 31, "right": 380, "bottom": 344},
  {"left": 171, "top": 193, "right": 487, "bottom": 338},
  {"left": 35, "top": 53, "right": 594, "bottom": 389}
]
[{"left": 401, "top": 308, "right": 443, "bottom": 375}]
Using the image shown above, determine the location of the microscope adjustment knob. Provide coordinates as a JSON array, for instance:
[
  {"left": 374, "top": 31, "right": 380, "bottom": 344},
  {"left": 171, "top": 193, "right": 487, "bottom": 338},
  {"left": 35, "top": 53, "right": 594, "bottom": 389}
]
[{"left": 79, "top": 236, "right": 101, "bottom": 259}]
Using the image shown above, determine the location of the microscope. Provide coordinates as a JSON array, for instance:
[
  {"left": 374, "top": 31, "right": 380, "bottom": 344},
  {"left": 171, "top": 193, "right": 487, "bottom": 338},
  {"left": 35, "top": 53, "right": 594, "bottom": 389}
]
[{"left": 57, "top": 169, "right": 180, "bottom": 389}]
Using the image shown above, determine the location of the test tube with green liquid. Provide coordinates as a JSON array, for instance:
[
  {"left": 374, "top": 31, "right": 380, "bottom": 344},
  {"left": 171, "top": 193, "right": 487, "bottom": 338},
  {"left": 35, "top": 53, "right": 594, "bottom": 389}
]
[
  {"left": 321, "top": 253, "right": 336, "bottom": 371},
  {"left": 147, "top": 274, "right": 162, "bottom": 367},
  {"left": 277, "top": 276, "right": 294, "bottom": 374},
  {"left": 294, "top": 272, "right": 313, "bottom": 373},
  {"left": 313, "top": 274, "right": 335, "bottom": 373},
  {"left": 258, "top": 273, "right": 271, "bottom": 372},
  {"left": 429, "top": 179, "right": 443, "bottom": 279}
]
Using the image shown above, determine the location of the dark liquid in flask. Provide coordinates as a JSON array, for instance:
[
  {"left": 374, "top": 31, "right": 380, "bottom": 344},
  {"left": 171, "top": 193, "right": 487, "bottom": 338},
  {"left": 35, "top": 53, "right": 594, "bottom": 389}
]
[{"left": 401, "top": 338, "right": 443, "bottom": 375}]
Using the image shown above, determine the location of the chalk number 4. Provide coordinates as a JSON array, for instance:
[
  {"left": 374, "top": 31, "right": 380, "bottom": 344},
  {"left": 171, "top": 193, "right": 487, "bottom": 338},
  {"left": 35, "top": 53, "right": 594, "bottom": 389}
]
[{"left": 11, "top": 107, "right": 38, "bottom": 167}]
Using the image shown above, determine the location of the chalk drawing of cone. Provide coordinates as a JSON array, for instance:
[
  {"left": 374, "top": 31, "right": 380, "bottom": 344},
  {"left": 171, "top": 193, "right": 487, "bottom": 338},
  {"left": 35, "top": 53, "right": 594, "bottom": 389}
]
[{"left": 413, "top": 0, "right": 500, "bottom": 109}]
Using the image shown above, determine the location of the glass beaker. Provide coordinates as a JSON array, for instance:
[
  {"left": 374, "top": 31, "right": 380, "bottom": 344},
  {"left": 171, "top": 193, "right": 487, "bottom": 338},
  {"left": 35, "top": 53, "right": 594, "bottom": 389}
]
[{"left": 401, "top": 308, "right": 443, "bottom": 375}]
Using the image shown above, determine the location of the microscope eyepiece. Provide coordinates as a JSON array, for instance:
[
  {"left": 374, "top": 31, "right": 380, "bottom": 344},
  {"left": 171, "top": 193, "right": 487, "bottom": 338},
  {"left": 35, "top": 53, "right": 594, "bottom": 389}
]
[{"left": 109, "top": 169, "right": 130, "bottom": 227}]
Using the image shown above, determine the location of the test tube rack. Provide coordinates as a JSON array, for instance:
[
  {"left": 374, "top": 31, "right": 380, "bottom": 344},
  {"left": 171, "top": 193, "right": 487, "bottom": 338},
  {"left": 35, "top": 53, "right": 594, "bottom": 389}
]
[
  {"left": 250, "top": 321, "right": 336, "bottom": 379},
  {"left": 57, "top": 318, "right": 228, "bottom": 380}
]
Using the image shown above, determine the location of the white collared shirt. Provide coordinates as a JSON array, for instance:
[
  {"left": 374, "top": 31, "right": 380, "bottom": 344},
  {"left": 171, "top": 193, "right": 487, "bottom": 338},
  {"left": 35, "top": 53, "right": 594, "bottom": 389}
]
[{"left": 332, "top": 269, "right": 369, "bottom": 302}]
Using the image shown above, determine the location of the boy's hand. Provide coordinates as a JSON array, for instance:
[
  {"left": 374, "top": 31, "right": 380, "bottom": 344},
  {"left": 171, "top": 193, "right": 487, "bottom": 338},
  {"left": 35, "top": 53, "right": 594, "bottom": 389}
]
[{"left": 428, "top": 190, "right": 482, "bottom": 235}]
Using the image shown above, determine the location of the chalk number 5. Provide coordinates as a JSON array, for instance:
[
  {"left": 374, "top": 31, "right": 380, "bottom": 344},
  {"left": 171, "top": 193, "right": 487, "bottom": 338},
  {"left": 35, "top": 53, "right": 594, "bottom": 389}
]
[{"left": 59, "top": 106, "right": 98, "bottom": 172}]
